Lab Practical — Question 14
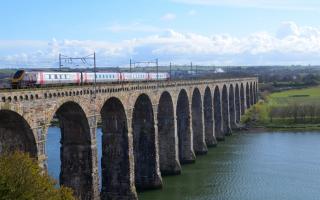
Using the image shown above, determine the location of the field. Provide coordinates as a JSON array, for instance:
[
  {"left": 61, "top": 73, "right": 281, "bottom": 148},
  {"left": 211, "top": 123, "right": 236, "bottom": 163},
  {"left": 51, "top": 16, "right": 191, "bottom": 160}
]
[
  {"left": 243, "top": 86, "right": 320, "bottom": 130},
  {"left": 269, "top": 87, "right": 320, "bottom": 105}
]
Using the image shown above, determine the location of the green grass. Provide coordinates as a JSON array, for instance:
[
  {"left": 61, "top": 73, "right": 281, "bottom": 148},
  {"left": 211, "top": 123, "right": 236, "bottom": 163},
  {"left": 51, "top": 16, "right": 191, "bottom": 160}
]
[
  {"left": 243, "top": 86, "right": 320, "bottom": 130},
  {"left": 269, "top": 86, "right": 320, "bottom": 105}
]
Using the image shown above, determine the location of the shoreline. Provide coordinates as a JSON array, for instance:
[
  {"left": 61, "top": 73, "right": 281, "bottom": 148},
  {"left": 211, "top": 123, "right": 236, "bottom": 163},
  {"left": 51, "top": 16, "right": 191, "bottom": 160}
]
[{"left": 236, "top": 125, "right": 320, "bottom": 134}]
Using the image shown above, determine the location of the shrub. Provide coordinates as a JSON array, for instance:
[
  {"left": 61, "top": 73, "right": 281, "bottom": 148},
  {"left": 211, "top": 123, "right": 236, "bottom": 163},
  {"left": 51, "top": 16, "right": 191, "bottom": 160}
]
[{"left": 0, "top": 151, "right": 75, "bottom": 200}]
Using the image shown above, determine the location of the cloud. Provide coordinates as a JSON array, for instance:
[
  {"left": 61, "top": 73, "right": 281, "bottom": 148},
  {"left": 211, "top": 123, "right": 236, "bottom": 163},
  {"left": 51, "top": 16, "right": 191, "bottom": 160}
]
[
  {"left": 277, "top": 21, "right": 300, "bottom": 39},
  {"left": 161, "top": 13, "right": 176, "bottom": 21},
  {"left": 1, "top": 22, "right": 320, "bottom": 67},
  {"left": 172, "top": 0, "right": 320, "bottom": 11}
]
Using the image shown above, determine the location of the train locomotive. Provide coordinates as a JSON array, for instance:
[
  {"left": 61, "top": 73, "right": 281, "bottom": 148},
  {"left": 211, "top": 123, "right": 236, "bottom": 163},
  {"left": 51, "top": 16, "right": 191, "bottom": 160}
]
[{"left": 11, "top": 70, "right": 170, "bottom": 88}]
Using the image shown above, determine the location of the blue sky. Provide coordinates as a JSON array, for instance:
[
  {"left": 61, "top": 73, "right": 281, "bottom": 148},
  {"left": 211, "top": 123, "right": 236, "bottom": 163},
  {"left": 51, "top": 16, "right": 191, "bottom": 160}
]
[{"left": 1, "top": 0, "right": 320, "bottom": 67}]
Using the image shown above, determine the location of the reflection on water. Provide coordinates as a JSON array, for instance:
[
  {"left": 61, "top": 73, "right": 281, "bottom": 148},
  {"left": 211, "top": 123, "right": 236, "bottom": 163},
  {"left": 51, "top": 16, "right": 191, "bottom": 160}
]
[{"left": 47, "top": 128, "right": 320, "bottom": 200}]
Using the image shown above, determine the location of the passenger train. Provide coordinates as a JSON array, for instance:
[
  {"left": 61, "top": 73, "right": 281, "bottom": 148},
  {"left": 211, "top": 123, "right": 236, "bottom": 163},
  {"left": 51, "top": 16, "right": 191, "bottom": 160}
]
[{"left": 11, "top": 70, "right": 170, "bottom": 88}]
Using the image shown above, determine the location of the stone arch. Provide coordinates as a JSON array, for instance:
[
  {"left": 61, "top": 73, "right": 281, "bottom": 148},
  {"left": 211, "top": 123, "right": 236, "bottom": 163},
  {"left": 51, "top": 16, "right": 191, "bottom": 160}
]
[
  {"left": 132, "top": 94, "right": 162, "bottom": 190},
  {"left": 229, "top": 84, "right": 236, "bottom": 129},
  {"left": 240, "top": 83, "right": 245, "bottom": 115},
  {"left": 176, "top": 89, "right": 195, "bottom": 164},
  {"left": 158, "top": 91, "right": 181, "bottom": 175},
  {"left": 49, "top": 101, "right": 94, "bottom": 199},
  {"left": 222, "top": 85, "right": 231, "bottom": 136},
  {"left": 0, "top": 110, "right": 37, "bottom": 157},
  {"left": 213, "top": 86, "right": 223, "bottom": 140},
  {"left": 100, "top": 97, "right": 136, "bottom": 199},
  {"left": 246, "top": 82, "right": 250, "bottom": 109},
  {"left": 235, "top": 84, "right": 241, "bottom": 123},
  {"left": 203, "top": 87, "right": 216, "bottom": 147},
  {"left": 250, "top": 82, "right": 254, "bottom": 106},
  {"left": 191, "top": 88, "right": 207, "bottom": 155}
]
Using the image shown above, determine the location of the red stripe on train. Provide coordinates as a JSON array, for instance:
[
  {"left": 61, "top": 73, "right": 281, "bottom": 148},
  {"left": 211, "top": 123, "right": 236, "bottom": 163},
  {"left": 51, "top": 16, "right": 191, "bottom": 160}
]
[
  {"left": 76, "top": 73, "right": 80, "bottom": 84},
  {"left": 39, "top": 72, "right": 44, "bottom": 84}
]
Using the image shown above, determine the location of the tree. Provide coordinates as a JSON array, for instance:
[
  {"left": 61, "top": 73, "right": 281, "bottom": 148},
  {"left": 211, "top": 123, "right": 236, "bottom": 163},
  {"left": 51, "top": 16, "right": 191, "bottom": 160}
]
[{"left": 0, "top": 151, "right": 75, "bottom": 200}]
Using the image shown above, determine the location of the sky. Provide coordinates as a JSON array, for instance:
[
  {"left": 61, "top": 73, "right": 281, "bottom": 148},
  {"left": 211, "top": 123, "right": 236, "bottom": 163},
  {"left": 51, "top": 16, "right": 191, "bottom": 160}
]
[{"left": 1, "top": 0, "right": 320, "bottom": 68}]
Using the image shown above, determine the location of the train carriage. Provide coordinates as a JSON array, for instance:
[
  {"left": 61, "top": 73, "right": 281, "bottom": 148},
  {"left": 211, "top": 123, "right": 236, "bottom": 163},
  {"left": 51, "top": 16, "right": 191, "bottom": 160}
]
[
  {"left": 82, "top": 72, "right": 120, "bottom": 83},
  {"left": 41, "top": 72, "right": 80, "bottom": 85},
  {"left": 148, "top": 73, "right": 170, "bottom": 80},
  {"left": 121, "top": 73, "right": 149, "bottom": 81}
]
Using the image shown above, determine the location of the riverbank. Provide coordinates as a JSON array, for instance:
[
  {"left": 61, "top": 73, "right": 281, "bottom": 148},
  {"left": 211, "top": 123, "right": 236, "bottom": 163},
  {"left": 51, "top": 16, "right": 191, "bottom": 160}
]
[{"left": 242, "top": 86, "right": 320, "bottom": 131}]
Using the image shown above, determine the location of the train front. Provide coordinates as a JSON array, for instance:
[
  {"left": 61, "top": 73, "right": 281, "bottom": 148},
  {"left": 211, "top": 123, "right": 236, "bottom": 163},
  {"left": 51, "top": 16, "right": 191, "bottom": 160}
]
[{"left": 11, "top": 70, "right": 25, "bottom": 88}]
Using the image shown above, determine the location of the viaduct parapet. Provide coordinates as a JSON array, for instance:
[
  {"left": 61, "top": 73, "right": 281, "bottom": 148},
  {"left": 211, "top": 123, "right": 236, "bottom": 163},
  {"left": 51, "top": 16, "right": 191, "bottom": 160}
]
[{"left": 0, "top": 77, "right": 258, "bottom": 200}]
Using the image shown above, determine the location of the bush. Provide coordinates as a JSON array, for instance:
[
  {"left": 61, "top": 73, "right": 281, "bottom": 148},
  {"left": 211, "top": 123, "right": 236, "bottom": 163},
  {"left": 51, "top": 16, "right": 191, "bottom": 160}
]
[{"left": 0, "top": 151, "right": 75, "bottom": 200}]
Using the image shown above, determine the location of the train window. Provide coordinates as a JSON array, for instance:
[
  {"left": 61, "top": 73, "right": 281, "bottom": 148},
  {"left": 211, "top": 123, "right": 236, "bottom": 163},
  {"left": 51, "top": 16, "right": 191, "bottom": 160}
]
[
  {"left": 13, "top": 70, "right": 24, "bottom": 79},
  {"left": 54, "top": 75, "right": 58, "bottom": 79},
  {"left": 65, "top": 75, "right": 67, "bottom": 79},
  {"left": 49, "top": 75, "right": 51, "bottom": 79},
  {"left": 59, "top": 75, "right": 62, "bottom": 79}
]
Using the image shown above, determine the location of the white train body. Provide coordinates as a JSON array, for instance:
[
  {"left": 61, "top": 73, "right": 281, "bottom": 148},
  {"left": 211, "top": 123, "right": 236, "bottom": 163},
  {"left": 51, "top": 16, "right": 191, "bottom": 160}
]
[
  {"left": 122, "top": 73, "right": 149, "bottom": 81},
  {"left": 11, "top": 70, "right": 169, "bottom": 88},
  {"left": 18, "top": 72, "right": 81, "bottom": 85},
  {"left": 82, "top": 72, "right": 120, "bottom": 83},
  {"left": 148, "top": 73, "right": 170, "bottom": 80}
]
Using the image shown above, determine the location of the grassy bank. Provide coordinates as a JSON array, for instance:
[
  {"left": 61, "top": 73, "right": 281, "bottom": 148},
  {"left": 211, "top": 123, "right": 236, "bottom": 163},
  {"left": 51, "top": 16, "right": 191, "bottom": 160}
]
[{"left": 242, "top": 86, "right": 320, "bottom": 130}]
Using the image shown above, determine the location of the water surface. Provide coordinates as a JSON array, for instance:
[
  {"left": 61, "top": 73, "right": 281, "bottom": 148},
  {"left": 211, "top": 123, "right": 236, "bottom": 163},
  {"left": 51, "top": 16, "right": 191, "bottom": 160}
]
[
  {"left": 139, "top": 132, "right": 320, "bottom": 200},
  {"left": 46, "top": 129, "right": 320, "bottom": 200}
]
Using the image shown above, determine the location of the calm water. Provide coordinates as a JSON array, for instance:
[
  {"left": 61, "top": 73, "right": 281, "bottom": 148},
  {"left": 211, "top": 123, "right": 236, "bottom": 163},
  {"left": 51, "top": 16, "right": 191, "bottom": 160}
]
[{"left": 47, "top": 128, "right": 320, "bottom": 200}]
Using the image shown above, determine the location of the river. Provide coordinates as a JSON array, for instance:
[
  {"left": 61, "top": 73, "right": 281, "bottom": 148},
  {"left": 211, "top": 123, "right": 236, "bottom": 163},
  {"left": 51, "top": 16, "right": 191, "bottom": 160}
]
[{"left": 47, "top": 128, "right": 320, "bottom": 200}]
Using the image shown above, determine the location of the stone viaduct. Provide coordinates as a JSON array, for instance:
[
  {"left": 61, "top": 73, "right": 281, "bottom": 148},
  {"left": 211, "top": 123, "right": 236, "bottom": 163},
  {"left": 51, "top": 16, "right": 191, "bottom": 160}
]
[{"left": 0, "top": 77, "right": 258, "bottom": 200}]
